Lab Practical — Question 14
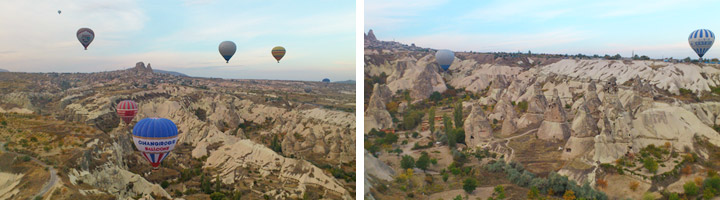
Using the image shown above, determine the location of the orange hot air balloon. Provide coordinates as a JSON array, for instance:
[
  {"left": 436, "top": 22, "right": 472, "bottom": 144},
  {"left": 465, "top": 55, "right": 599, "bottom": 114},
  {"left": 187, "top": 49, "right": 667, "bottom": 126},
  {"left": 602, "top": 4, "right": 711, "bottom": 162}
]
[{"left": 116, "top": 100, "right": 138, "bottom": 125}]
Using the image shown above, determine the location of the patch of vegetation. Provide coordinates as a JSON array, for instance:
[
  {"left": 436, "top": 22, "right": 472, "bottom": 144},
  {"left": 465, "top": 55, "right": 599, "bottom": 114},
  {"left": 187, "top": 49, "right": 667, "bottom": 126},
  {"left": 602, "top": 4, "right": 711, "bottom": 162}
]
[
  {"left": 517, "top": 101, "right": 529, "bottom": 113},
  {"left": 485, "top": 159, "right": 607, "bottom": 200}
]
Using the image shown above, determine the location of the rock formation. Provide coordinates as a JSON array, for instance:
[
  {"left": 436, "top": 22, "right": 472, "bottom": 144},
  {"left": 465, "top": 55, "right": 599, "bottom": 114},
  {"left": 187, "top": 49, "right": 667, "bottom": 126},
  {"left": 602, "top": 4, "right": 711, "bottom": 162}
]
[
  {"left": 364, "top": 83, "right": 393, "bottom": 133},
  {"left": 464, "top": 102, "right": 493, "bottom": 147},
  {"left": 537, "top": 89, "right": 571, "bottom": 141},
  {"left": 517, "top": 82, "right": 547, "bottom": 129}
]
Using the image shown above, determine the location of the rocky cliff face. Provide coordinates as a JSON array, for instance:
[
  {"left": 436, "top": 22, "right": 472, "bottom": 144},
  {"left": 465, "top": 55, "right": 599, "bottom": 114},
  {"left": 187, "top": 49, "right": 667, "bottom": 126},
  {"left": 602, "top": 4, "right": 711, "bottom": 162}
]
[
  {"left": 204, "top": 140, "right": 352, "bottom": 199},
  {"left": 385, "top": 56, "right": 447, "bottom": 102},
  {"left": 464, "top": 102, "right": 492, "bottom": 147},
  {"left": 364, "top": 83, "right": 393, "bottom": 133},
  {"left": 537, "top": 89, "right": 570, "bottom": 141}
]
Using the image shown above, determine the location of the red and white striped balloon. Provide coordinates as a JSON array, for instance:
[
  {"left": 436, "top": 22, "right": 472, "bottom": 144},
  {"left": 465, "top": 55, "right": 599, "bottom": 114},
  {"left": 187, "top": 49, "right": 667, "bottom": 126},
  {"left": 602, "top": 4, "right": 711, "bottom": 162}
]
[{"left": 116, "top": 100, "right": 138, "bottom": 125}]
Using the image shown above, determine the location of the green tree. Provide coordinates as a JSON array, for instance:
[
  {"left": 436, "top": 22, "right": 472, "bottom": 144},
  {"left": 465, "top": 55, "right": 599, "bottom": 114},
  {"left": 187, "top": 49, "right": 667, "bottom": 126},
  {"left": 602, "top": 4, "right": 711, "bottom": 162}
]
[
  {"left": 200, "top": 175, "right": 213, "bottom": 194},
  {"left": 429, "top": 92, "right": 443, "bottom": 104},
  {"left": 416, "top": 152, "right": 430, "bottom": 172},
  {"left": 668, "top": 193, "right": 680, "bottom": 200},
  {"left": 454, "top": 102, "right": 464, "bottom": 128},
  {"left": 215, "top": 175, "right": 222, "bottom": 193},
  {"left": 703, "top": 188, "right": 715, "bottom": 200},
  {"left": 161, "top": 180, "right": 169, "bottom": 188},
  {"left": 453, "top": 195, "right": 463, "bottom": 200},
  {"left": 270, "top": 135, "right": 282, "bottom": 153},
  {"left": 643, "top": 157, "right": 658, "bottom": 173},
  {"left": 527, "top": 186, "right": 540, "bottom": 199},
  {"left": 494, "top": 185, "right": 506, "bottom": 199},
  {"left": 209, "top": 192, "right": 226, "bottom": 200},
  {"left": 401, "top": 155, "right": 415, "bottom": 169},
  {"left": 704, "top": 176, "right": 720, "bottom": 195},
  {"left": 429, "top": 106, "right": 436, "bottom": 133},
  {"left": 685, "top": 181, "right": 699, "bottom": 196},
  {"left": 463, "top": 178, "right": 478, "bottom": 194}
]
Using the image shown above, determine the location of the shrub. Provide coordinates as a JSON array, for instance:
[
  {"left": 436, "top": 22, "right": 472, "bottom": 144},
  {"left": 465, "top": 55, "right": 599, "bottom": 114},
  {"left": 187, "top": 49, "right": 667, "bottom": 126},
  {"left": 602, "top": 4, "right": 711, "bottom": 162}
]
[
  {"left": 463, "top": 178, "right": 478, "bottom": 194},
  {"left": 643, "top": 157, "right": 658, "bottom": 173},
  {"left": 401, "top": 155, "right": 415, "bottom": 169},
  {"left": 684, "top": 181, "right": 699, "bottom": 196},
  {"left": 597, "top": 178, "right": 608, "bottom": 188},
  {"left": 416, "top": 152, "right": 430, "bottom": 171},
  {"left": 629, "top": 181, "right": 639, "bottom": 191}
]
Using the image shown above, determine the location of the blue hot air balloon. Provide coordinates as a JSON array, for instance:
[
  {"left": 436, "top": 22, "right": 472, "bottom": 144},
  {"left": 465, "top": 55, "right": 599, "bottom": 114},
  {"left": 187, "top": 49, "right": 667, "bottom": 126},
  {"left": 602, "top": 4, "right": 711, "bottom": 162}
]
[
  {"left": 689, "top": 29, "right": 715, "bottom": 59},
  {"left": 132, "top": 118, "right": 179, "bottom": 169},
  {"left": 435, "top": 49, "right": 455, "bottom": 71},
  {"left": 322, "top": 78, "right": 330, "bottom": 83}
]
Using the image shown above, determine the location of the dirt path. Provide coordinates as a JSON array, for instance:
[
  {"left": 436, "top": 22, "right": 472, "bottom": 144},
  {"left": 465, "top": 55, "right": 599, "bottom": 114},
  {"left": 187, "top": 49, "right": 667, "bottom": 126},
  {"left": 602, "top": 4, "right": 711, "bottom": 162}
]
[
  {"left": 492, "top": 128, "right": 537, "bottom": 162},
  {"left": 0, "top": 142, "right": 58, "bottom": 199}
]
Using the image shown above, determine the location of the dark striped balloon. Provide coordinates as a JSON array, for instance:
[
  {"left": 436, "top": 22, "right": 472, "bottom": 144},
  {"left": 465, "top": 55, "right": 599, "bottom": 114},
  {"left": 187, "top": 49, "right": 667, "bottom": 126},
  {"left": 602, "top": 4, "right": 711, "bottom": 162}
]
[
  {"left": 271, "top": 46, "right": 286, "bottom": 63},
  {"left": 116, "top": 100, "right": 138, "bottom": 125}
]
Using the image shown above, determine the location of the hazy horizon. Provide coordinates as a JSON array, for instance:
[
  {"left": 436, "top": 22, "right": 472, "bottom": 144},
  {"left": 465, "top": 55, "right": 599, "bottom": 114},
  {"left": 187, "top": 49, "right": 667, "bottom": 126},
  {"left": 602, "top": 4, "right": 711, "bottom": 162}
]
[
  {"left": 0, "top": 0, "right": 355, "bottom": 82},
  {"left": 366, "top": 0, "right": 720, "bottom": 60}
]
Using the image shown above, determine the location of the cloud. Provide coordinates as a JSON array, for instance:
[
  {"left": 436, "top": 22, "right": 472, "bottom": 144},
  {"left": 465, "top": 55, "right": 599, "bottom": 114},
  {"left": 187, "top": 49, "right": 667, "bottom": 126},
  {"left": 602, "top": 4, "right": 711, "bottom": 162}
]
[
  {"left": 400, "top": 28, "right": 592, "bottom": 53},
  {"left": 364, "top": 0, "right": 448, "bottom": 31},
  {"left": 461, "top": 0, "right": 573, "bottom": 22}
]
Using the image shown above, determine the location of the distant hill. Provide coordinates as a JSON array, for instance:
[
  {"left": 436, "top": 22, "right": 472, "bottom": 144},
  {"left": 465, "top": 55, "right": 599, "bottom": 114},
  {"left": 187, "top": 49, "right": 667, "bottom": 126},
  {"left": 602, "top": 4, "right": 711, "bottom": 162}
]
[
  {"left": 0, "top": 69, "right": 8, "bottom": 72},
  {"left": 334, "top": 80, "right": 355, "bottom": 84},
  {"left": 153, "top": 69, "right": 188, "bottom": 77}
]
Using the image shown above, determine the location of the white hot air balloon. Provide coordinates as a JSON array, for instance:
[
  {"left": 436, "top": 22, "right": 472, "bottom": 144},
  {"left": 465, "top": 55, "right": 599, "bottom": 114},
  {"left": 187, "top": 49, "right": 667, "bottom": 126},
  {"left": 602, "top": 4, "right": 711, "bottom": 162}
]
[
  {"left": 76, "top": 28, "right": 94, "bottom": 50},
  {"left": 435, "top": 49, "right": 455, "bottom": 71},
  {"left": 219, "top": 41, "right": 237, "bottom": 63},
  {"left": 689, "top": 29, "right": 715, "bottom": 60}
]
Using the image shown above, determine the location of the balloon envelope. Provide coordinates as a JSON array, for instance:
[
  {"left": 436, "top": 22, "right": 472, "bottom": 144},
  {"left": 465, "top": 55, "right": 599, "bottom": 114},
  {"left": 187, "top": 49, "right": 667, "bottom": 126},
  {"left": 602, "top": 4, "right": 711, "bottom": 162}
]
[
  {"left": 116, "top": 100, "right": 138, "bottom": 125},
  {"left": 58, "top": 10, "right": 61, "bottom": 14},
  {"left": 219, "top": 41, "right": 237, "bottom": 63},
  {"left": 76, "top": 28, "right": 94, "bottom": 50},
  {"left": 689, "top": 29, "right": 715, "bottom": 59},
  {"left": 132, "top": 118, "right": 178, "bottom": 169},
  {"left": 322, "top": 78, "right": 330, "bottom": 83},
  {"left": 435, "top": 50, "right": 455, "bottom": 71},
  {"left": 271, "top": 46, "right": 286, "bottom": 63}
]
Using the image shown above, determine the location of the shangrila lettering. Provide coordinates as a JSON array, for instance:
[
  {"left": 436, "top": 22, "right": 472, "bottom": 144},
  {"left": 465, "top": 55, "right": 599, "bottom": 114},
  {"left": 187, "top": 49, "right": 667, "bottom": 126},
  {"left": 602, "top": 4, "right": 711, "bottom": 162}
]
[{"left": 138, "top": 140, "right": 176, "bottom": 146}]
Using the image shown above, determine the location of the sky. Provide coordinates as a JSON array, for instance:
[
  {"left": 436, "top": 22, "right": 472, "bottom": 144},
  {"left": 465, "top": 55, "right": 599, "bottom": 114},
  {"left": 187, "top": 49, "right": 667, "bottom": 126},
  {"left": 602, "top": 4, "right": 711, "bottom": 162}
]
[
  {"left": 0, "top": 0, "right": 355, "bottom": 81},
  {"left": 366, "top": 0, "right": 720, "bottom": 60}
]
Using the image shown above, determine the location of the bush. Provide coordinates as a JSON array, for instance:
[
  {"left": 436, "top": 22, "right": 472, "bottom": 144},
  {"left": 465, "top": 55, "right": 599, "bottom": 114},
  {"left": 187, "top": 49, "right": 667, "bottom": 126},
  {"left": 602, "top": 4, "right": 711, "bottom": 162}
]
[
  {"left": 209, "top": 192, "right": 225, "bottom": 200},
  {"left": 629, "top": 181, "right": 639, "bottom": 191},
  {"left": 161, "top": 180, "right": 169, "bottom": 188},
  {"left": 668, "top": 193, "right": 680, "bottom": 200},
  {"left": 402, "top": 110, "right": 425, "bottom": 130},
  {"left": 416, "top": 152, "right": 430, "bottom": 171},
  {"left": 684, "top": 181, "right": 699, "bottom": 196},
  {"left": 463, "top": 178, "right": 478, "bottom": 194},
  {"left": 643, "top": 157, "right": 658, "bottom": 173},
  {"left": 517, "top": 101, "right": 529, "bottom": 113},
  {"left": 401, "top": 155, "right": 415, "bottom": 169}
]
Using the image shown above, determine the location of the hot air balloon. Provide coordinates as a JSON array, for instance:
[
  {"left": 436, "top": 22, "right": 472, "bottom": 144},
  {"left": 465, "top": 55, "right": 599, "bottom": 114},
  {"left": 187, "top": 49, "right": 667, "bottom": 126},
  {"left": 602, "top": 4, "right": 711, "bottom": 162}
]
[
  {"left": 219, "top": 41, "right": 236, "bottom": 63},
  {"left": 271, "top": 46, "right": 286, "bottom": 63},
  {"left": 76, "top": 28, "right": 94, "bottom": 50},
  {"left": 689, "top": 29, "right": 714, "bottom": 60},
  {"left": 58, "top": 10, "right": 61, "bottom": 14},
  {"left": 322, "top": 78, "right": 330, "bottom": 83},
  {"left": 132, "top": 118, "right": 178, "bottom": 169},
  {"left": 116, "top": 100, "right": 138, "bottom": 125},
  {"left": 304, "top": 87, "right": 312, "bottom": 93},
  {"left": 435, "top": 49, "right": 455, "bottom": 71}
]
